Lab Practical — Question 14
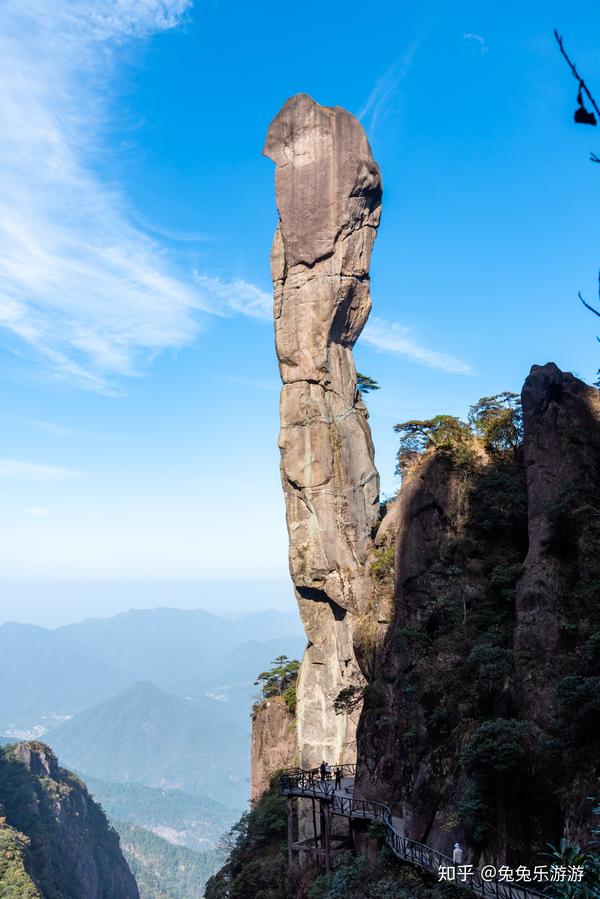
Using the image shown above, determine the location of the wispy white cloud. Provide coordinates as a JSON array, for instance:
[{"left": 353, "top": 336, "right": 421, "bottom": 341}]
[
  {"left": 193, "top": 276, "right": 272, "bottom": 321},
  {"left": 26, "top": 507, "right": 49, "bottom": 517},
  {"left": 463, "top": 32, "right": 489, "bottom": 54},
  {"left": 0, "top": 0, "right": 270, "bottom": 393},
  {"left": 362, "top": 318, "right": 473, "bottom": 374},
  {"left": 0, "top": 458, "right": 84, "bottom": 481},
  {"left": 359, "top": 38, "right": 422, "bottom": 135},
  {"left": 29, "top": 420, "right": 73, "bottom": 438}
]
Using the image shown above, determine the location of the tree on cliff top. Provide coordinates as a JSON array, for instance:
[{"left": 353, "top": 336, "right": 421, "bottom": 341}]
[
  {"left": 254, "top": 656, "right": 300, "bottom": 713},
  {"left": 393, "top": 414, "right": 472, "bottom": 474},
  {"left": 468, "top": 391, "right": 523, "bottom": 455},
  {"left": 394, "top": 392, "right": 524, "bottom": 474}
]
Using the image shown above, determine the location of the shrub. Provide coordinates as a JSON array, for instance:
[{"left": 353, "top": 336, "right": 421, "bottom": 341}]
[
  {"left": 556, "top": 676, "right": 600, "bottom": 745},
  {"left": 370, "top": 546, "right": 395, "bottom": 582},
  {"left": 333, "top": 685, "right": 364, "bottom": 716},
  {"left": 461, "top": 719, "right": 527, "bottom": 776}
]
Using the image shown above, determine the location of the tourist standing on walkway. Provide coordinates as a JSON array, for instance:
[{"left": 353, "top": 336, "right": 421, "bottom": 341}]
[
  {"left": 452, "top": 843, "right": 463, "bottom": 865},
  {"left": 320, "top": 760, "right": 327, "bottom": 781},
  {"left": 334, "top": 766, "right": 342, "bottom": 790}
]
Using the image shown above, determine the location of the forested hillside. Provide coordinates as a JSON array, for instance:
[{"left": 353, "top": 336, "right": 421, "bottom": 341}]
[
  {"left": 0, "top": 742, "right": 138, "bottom": 898},
  {"left": 85, "top": 776, "right": 235, "bottom": 849},
  {"left": 117, "top": 821, "right": 225, "bottom": 899}
]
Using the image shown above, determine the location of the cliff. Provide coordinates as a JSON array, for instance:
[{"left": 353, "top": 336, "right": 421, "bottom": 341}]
[
  {"left": 357, "top": 363, "right": 600, "bottom": 863},
  {"left": 0, "top": 740, "right": 139, "bottom": 898},
  {"left": 264, "top": 93, "right": 382, "bottom": 766},
  {"left": 208, "top": 94, "right": 600, "bottom": 898},
  {"left": 251, "top": 697, "right": 296, "bottom": 803}
]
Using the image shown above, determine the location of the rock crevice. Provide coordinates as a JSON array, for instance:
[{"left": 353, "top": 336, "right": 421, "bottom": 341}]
[{"left": 265, "top": 93, "right": 382, "bottom": 765}]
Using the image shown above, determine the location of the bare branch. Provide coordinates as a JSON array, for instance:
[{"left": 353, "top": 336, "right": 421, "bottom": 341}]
[
  {"left": 554, "top": 29, "right": 600, "bottom": 120},
  {"left": 579, "top": 291, "right": 600, "bottom": 318}
]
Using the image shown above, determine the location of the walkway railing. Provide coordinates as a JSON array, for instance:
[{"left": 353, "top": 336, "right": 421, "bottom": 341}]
[{"left": 279, "top": 768, "right": 548, "bottom": 899}]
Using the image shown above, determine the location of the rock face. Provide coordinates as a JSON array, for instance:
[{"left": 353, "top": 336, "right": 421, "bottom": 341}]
[
  {"left": 515, "top": 363, "right": 600, "bottom": 723},
  {"left": 357, "top": 364, "right": 600, "bottom": 862},
  {"left": 514, "top": 363, "right": 600, "bottom": 844},
  {"left": 357, "top": 450, "right": 493, "bottom": 852},
  {"left": 251, "top": 697, "right": 297, "bottom": 803},
  {"left": 264, "top": 94, "right": 382, "bottom": 766},
  {"left": 0, "top": 741, "right": 139, "bottom": 898}
]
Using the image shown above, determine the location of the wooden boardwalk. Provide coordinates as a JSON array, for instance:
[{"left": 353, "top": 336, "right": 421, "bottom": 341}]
[{"left": 279, "top": 767, "right": 549, "bottom": 899}]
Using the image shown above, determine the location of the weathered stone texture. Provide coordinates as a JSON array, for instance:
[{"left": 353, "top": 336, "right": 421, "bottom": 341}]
[
  {"left": 515, "top": 363, "right": 600, "bottom": 730},
  {"left": 250, "top": 697, "right": 297, "bottom": 803},
  {"left": 265, "top": 93, "right": 382, "bottom": 766}
]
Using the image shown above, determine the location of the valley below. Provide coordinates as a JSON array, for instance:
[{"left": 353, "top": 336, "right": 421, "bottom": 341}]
[{"left": 0, "top": 605, "right": 304, "bottom": 898}]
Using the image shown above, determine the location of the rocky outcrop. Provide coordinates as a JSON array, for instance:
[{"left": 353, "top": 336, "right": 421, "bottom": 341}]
[
  {"left": 251, "top": 697, "right": 297, "bottom": 803},
  {"left": 514, "top": 363, "right": 600, "bottom": 845},
  {"left": 357, "top": 450, "right": 493, "bottom": 851},
  {"left": 357, "top": 364, "right": 600, "bottom": 863},
  {"left": 264, "top": 94, "right": 383, "bottom": 766},
  {"left": 515, "top": 362, "right": 600, "bottom": 723},
  {"left": 0, "top": 741, "right": 139, "bottom": 898}
]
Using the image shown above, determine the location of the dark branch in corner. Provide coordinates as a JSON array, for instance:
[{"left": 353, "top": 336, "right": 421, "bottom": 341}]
[
  {"left": 578, "top": 270, "right": 600, "bottom": 322},
  {"left": 579, "top": 291, "right": 600, "bottom": 319},
  {"left": 554, "top": 29, "right": 600, "bottom": 127}
]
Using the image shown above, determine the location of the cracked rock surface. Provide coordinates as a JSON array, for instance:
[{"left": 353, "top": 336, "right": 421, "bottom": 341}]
[{"left": 264, "top": 93, "right": 382, "bottom": 766}]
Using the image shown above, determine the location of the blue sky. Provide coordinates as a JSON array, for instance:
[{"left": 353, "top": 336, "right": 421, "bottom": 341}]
[{"left": 1, "top": 0, "right": 600, "bottom": 623}]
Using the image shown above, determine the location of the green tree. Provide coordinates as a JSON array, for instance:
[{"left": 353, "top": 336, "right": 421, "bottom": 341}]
[
  {"left": 468, "top": 392, "right": 523, "bottom": 455},
  {"left": 543, "top": 834, "right": 600, "bottom": 898},
  {"left": 393, "top": 415, "right": 472, "bottom": 473},
  {"left": 333, "top": 685, "right": 364, "bottom": 716},
  {"left": 357, "top": 373, "right": 380, "bottom": 394},
  {"left": 254, "top": 657, "right": 300, "bottom": 712}
]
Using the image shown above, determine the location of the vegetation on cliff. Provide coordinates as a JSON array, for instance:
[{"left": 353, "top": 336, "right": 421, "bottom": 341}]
[
  {"left": 205, "top": 781, "right": 472, "bottom": 899},
  {"left": 204, "top": 780, "right": 288, "bottom": 899},
  {"left": 0, "top": 824, "right": 40, "bottom": 898},
  {"left": 359, "top": 378, "right": 600, "bottom": 865},
  {"left": 0, "top": 741, "right": 138, "bottom": 898},
  {"left": 307, "top": 848, "right": 468, "bottom": 899},
  {"left": 254, "top": 656, "right": 300, "bottom": 715}
]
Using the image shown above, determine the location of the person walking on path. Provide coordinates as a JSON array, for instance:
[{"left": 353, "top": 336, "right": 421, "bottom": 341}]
[
  {"left": 452, "top": 843, "right": 463, "bottom": 865},
  {"left": 334, "top": 766, "right": 342, "bottom": 790},
  {"left": 320, "top": 760, "right": 327, "bottom": 781}
]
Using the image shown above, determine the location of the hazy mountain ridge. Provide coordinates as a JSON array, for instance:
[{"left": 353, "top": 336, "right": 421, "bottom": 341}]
[
  {"left": 0, "top": 606, "right": 304, "bottom": 895},
  {"left": 47, "top": 681, "right": 249, "bottom": 808},
  {"left": 83, "top": 776, "right": 236, "bottom": 849},
  {"left": 0, "top": 607, "right": 304, "bottom": 736}
]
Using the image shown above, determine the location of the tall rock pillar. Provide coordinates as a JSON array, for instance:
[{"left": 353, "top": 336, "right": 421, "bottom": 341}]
[{"left": 264, "top": 94, "right": 382, "bottom": 766}]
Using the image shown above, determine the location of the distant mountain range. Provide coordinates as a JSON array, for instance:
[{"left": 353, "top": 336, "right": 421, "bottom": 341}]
[
  {"left": 47, "top": 681, "right": 249, "bottom": 808},
  {"left": 0, "top": 603, "right": 304, "bottom": 886},
  {"left": 0, "top": 606, "right": 304, "bottom": 736}
]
